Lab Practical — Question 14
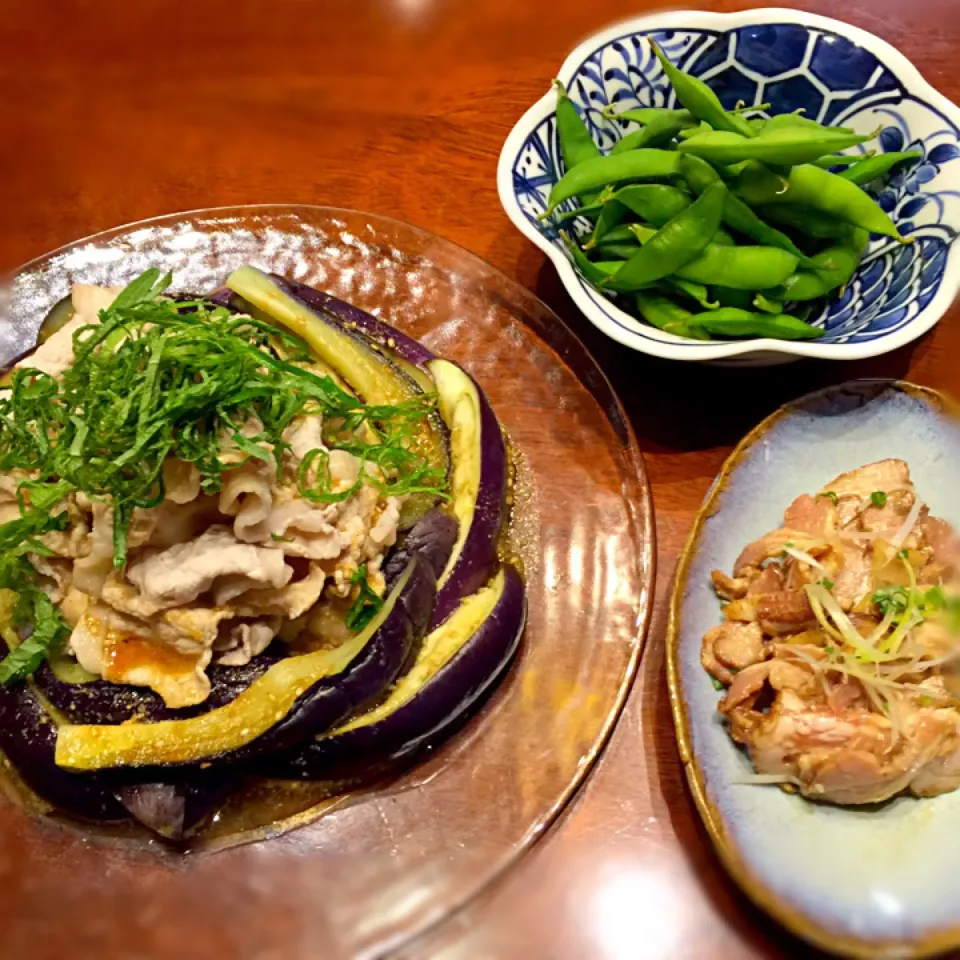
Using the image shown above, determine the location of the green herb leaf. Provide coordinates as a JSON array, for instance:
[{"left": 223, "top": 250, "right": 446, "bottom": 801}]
[
  {"left": 873, "top": 584, "right": 910, "bottom": 617},
  {"left": 870, "top": 491, "right": 888, "bottom": 508},
  {"left": 819, "top": 578, "right": 834, "bottom": 590},
  {"left": 819, "top": 491, "right": 838, "bottom": 505},
  {"left": 345, "top": 563, "right": 384, "bottom": 633},
  {"left": 711, "top": 676, "right": 725, "bottom": 691},
  {"left": 0, "top": 269, "right": 448, "bottom": 570},
  {"left": 0, "top": 583, "right": 69, "bottom": 685},
  {"left": 823, "top": 645, "right": 836, "bottom": 655}
]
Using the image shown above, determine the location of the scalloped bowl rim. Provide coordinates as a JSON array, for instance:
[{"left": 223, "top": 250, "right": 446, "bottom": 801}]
[{"left": 496, "top": 7, "right": 960, "bottom": 363}]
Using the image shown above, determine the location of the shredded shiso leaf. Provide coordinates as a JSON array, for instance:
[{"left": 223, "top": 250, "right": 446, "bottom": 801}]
[{"left": 0, "top": 269, "right": 448, "bottom": 683}]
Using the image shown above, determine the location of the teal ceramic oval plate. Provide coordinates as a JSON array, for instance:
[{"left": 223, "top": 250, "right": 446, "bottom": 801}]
[{"left": 668, "top": 380, "right": 960, "bottom": 959}]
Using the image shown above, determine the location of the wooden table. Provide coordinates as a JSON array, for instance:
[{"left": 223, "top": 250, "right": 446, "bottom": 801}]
[{"left": 3, "top": 1, "right": 959, "bottom": 957}]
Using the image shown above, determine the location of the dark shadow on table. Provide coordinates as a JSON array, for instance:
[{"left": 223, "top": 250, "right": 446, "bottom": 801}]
[{"left": 524, "top": 251, "right": 922, "bottom": 456}]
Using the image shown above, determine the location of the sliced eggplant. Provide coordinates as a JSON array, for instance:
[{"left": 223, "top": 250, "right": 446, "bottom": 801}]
[
  {"left": 116, "top": 775, "right": 238, "bottom": 840},
  {"left": 264, "top": 564, "right": 525, "bottom": 777},
  {"left": 53, "top": 557, "right": 435, "bottom": 772},
  {"left": 224, "top": 266, "right": 449, "bottom": 528},
  {"left": 426, "top": 359, "right": 508, "bottom": 627},
  {"left": 268, "top": 275, "right": 436, "bottom": 391},
  {"left": 266, "top": 275, "right": 511, "bottom": 628},
  {"left": 383, "top": 508, "right": 459, "bottom": 588},
  {"left": 35, "top": 653, "right": 282, "bottom": 726},
  {"left": 0, "top": 673, "right": 123, "bottom": 821}
]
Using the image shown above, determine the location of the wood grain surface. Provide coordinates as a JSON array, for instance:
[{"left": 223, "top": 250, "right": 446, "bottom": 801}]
[{"left": 2, "top": 1, "right": 959, "bottom": 958}]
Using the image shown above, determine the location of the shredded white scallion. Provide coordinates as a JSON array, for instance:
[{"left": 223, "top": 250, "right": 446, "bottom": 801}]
[
  {"left": 890, "top": 496, "right": 924, "bottom": 549},
  {"left": 783, "top": 546, "right": 827, "bottom": 571}
]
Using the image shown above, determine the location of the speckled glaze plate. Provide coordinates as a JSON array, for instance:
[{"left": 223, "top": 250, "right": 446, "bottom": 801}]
[
  {"left": 0, "top": 206, "right": 653, "bottom": 960},
  {"left": 668, "top": 380, "right": 960, "bottom": 959}
]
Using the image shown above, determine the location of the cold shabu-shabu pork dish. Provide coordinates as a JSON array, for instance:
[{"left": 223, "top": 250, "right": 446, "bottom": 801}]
[
  {"left": 0, "top": 265, "right": 525, "bottom": 840},
  {"left": 703, "top": 460, "right": 960, "bottom": 805}
]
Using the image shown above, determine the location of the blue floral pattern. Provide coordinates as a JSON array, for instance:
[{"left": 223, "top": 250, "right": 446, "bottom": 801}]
[{"left": 509, "top": 23, "right": 960, "bottom": 346}]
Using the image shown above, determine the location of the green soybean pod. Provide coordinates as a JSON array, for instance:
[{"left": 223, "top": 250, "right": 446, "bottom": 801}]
[
  {"left": 562, "top": 232, "right": 614, "bottom": 286},
  {"left": 634, "top": 291, "right": 712, "bottom": 340},
  {"left": 838, "top": 151, "right": 922, "bottom": 185},
  {"left": 545, "top": 149, "right": 683, "bottom": 213},
  {"left": 650, "top": 40, "right": 755, "bottom": 138},
  {"left": 712, "top": 287, "right": 754, "bottom": 310},
  {"left": 678, "top": 154, "right": 819, "bottom": 267},
  {"left": 611, "top": 112, "right": 692, "bottom": 153},
  {"left": 762, "top": 112, "right": 855, "bottom": 134},
  {"left": 629, "top": 224, "right": 799, "bottom": 289},
  {"left": 584, "top": 200, "right": 628, "bottom": 248},
  {"left": 678, "top": 121, "right": 714, "bottom": 141},
  {"left": 665, "top": 278, "right": 719, "bottom": 309},
  {"left": 677, "top": 126, "right": 874, "bottom": 167},
  {"left": 593, "top": 241, "right": 642, "bottom": 260},
  {"left": 603, "top": 183, "right": 726, "bottom": 292},
  {"left": 685, "top": 307, "right": 823, "bottom": 340},
  {"left": 553, "top": 80, "right": 602, "bottom": 204},
  {"left": 735, "top": 161, "right": 907, "bottom": 242},
  {"left": 605, "top": 106, "right": 695, "bottom": 125},
  {"left": 811, "top": 152, "right": 875, "bottom": 169},
  {"left": 607, "top": 184, "right": 692, "bottom": 227},
  {"left": 765, "top": 227, "right": 870, "bottom": 301},
  {"left": 595, "top": 224, "right": 638, "bottom": 245},
  {"left": 754, "top": 203, "right": 853, "bottom": 240}
]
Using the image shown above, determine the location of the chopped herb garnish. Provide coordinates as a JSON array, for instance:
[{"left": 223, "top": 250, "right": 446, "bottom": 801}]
[
  {"left": 819, "top": 578, "right": 834, "bottom": 590},
  {"left": 711, "top": 676, "right": 725, "bottom": 691},
  {"left": 897, "top": 548, "right": 910, "bottom": 560},
  {"left": 823, "top": 645, "right": 836, "bottom": 655},
  {"left": 345, "top": 563, "right": 384, "bottom": 633},
  {"left": 873, "top": 584, "right": 910, "bottom": 617},
  {"left": 0, "top": 269, "right": 448, "bottom": 681},
  {"left": 0, "top": 269, "right": 446, "bottom": 568},
  {"left": 819, "top": 491, "right": 839, "bottom": 505},
  {"left": 270, "top": 533, "right": 294, "bottom": 544},
  {"left": 870, "top": 491, "right": 888, "bottom": 508}
]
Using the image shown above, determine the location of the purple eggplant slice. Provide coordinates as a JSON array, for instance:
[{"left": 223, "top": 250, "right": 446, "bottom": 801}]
[
  {"left": 224, "top": 265, "right": 449, "bottom": 529},
  {"left": 267, "top": 274, "right": 436, "bottom": 390},
  {"left": 116, "top": 775, "right": 239, "bottom": 840},
  {"left": 426, "top": 359, "right": 508, "bottom": 627},
  {"left": 34, "top": 653, "right": 283, "bottom": 726},
  {"left": 384, "top": 508, "right": 459, "bottom": 588},
  {"left": 0, "top": 677, "right": 124, "bottom": 821},
  {"left": 264, "top": 274, "right": 510, "bottom": 628},
  {"left": 264, "top": 564, "right": 525, "bottom": 777},
  {"left": 53, "top": 557, "right": 435, "bottom": 772}
]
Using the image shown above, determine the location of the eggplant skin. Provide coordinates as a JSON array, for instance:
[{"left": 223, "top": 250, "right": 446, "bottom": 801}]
[
  {"left": 384, "top": 509, "right": 458, "bottom": 587},
  {"left": 0, "top": 680, "right": 124, "bottom": 822},
  {"left": 53, "top": 556, "right": 437, "bottom": 773},
  {"left": 270, "top": 275, "right": 435, "bottom": 368},
  {"left": 34, "top": 654, "right": 282, "bottom": 726},
  {"left": 264, "top": 565, "right": 526, "bottom": 778},
  {"left": 429, "top": 363, "right": 509, "bottom": 628},
  {"left": 116, "top": 775, "right": 238, "bottom": 841},
  {"left": 231, "top": 556, "right": 435, "bottom": 766}
]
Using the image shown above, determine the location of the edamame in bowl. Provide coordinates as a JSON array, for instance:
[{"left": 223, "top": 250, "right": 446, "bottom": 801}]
[{"left": 497, "top": 9, "right": 960, "bottom": 365}]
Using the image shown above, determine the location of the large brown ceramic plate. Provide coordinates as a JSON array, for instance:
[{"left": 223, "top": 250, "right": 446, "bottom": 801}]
[{"left": 0, "top": 206, "right": 654, "bottom": 960}]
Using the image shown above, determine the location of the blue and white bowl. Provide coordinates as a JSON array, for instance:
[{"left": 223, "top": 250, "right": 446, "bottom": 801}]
[{"left": 497, "top": 9, "right": 960, "bottom": 365}]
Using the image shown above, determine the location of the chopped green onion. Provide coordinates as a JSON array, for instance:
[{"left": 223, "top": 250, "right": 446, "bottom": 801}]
[{"left": 870, "top": 491, "right": 888, "bottom": 508}]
